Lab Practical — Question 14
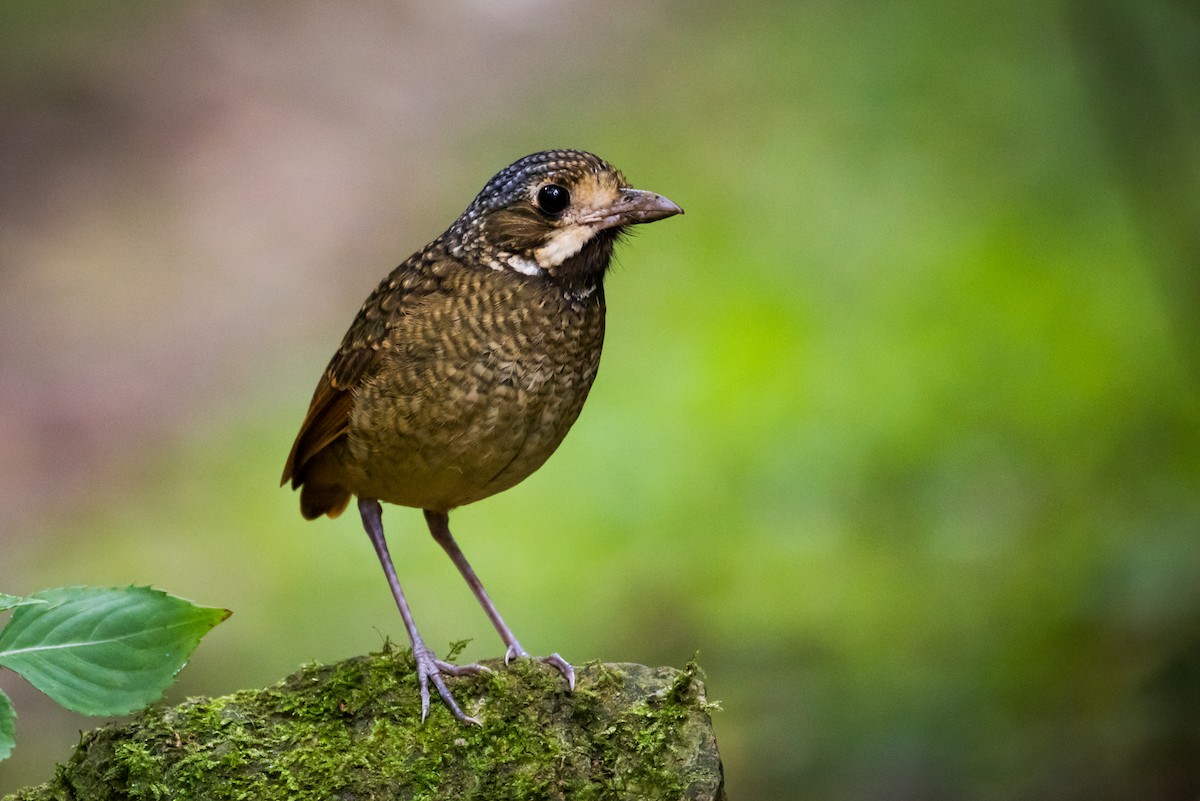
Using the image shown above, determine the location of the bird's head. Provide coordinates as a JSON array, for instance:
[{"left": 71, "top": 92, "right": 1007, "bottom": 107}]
[{"left": 447, "top": 150, "right": 682, "bottom": 297}]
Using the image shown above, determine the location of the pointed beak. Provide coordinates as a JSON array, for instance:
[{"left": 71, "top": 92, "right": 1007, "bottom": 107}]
[{"left": 580, "top": 188, "right": 684, "bottom": 231}]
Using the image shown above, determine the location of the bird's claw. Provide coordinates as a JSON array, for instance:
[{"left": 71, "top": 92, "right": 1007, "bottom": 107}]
[
  {"left": 502, "top": 645, "right": 575, "bottom": 691},
  {"left": 413, "top": 647, "right": 487, "bottom": 726},
  {"left": 539, "top": 652, "right": 576, "bottom": 691},
  {"left": 435, "top": 658, "right": 492, "bottom": 677}
]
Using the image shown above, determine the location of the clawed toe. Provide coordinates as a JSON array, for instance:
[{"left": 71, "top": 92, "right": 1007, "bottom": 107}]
[
  {"left": 501, "top": 648, "right": 575, "bottom": 691},
  {"left": 504, "top": 643, "right": 523, "bottom": 665},
  {"left": 538, "top": 652, "right": 575, "bottom": 691},
  {"left": 435, "top": 659, "right": 492, "bottom": 677},
  {"left": 413, "top": 648, "right": 483, "bottom": 725}
]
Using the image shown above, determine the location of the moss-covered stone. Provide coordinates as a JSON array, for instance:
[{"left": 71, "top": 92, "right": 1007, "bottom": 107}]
[{"left": 5, "top": 646, "right": 725, "bottom": 801}]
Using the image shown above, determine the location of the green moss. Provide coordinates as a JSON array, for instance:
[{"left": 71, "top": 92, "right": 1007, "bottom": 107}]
[{"left": 4, "top": 651, "right": 724, "bottom": 801}]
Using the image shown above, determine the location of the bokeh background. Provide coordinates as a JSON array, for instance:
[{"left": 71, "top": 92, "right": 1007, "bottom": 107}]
[{"left": 2, "top": 1, "right": 1198, "bottom": 798}]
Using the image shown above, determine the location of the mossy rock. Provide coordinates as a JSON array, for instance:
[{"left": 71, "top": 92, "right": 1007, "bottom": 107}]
[{"left": 6, "top": 647, "right": 725, "bottom": 800}]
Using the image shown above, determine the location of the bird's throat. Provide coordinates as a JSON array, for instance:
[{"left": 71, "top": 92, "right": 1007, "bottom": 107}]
[{"left": 549, "top": 229, "right": 618, "bottom": 299}]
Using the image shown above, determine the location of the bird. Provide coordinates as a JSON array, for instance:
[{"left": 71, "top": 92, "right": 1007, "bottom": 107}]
[{"left": 281, "top": 149, "right": 682, "bottom": 724}]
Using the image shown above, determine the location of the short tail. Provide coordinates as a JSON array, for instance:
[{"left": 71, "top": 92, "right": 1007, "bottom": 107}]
[{"left": 299, "top": 481, "right": 351, "bottom": 520}]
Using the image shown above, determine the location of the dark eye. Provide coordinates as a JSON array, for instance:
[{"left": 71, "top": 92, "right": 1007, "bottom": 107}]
[{"left": 536, "top": 184, "right": 570, "bottom": 216}]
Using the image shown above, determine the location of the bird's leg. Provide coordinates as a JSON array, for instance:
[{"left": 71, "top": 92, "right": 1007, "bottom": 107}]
[
  {"left": 423, "top": 509, "right": 575, "bottom": 690},
  {"left": 359, "top": 498, "right": 487, "bottom": 724}
]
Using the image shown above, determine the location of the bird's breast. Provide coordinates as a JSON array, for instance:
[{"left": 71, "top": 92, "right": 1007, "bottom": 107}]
[{"left": 343, "top": 273, "right": 606, "bottom": 511}]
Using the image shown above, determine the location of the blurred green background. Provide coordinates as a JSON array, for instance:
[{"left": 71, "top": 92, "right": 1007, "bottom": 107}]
[{"left": 2, "top": 0, "right": 1198, "bottom": 798}]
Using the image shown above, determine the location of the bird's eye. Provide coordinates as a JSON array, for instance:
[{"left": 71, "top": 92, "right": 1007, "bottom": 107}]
[{"left": 536, "top": 184, "right": 570, "bottom": 216}]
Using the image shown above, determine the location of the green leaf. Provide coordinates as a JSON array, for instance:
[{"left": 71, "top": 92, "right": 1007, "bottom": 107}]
[
  {"left": 0, "top": 687, "right": 14, "bottom": 761},
  {"left": 0, "top": 586, "right": 230, "bottom": 716},
  {"left": 0, "top": 593, "right": 48, "bottom": 612}
]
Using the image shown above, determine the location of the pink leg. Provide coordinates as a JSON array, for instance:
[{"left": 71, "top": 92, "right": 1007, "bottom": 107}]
[
  {"left": 423, "top": 509, "right": 575, "bottom": 690},
  {"left": 359, "top": 498, "right": 487, "bottom": 724}
]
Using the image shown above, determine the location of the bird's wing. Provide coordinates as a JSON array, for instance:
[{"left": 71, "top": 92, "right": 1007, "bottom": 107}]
[{"left": 281, "top": 246, "right": 449, "bottom": 487}]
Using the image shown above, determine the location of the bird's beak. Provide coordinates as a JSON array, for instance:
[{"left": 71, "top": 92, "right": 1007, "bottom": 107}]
[{"left": 580, "top": 188, "right": 684, "bottom": 231}]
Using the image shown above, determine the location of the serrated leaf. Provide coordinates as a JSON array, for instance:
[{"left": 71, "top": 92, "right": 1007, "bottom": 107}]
[
  {"left": 0, "top": 586, "right": 230, "bottom": 716},
  {"left": 0, "top": 594, "right": 48, "bottom": 612},
  {"left": 0, "top": 687, "right": 15, "bottom": 761}
]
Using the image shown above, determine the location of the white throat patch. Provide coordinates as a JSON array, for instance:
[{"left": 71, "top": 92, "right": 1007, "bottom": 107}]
[
  {"left": 535, "top": 225, "right": 595, "bottom": 269},
  {"left": 488, "top": 252, "right": 544, "bottom": 277}
]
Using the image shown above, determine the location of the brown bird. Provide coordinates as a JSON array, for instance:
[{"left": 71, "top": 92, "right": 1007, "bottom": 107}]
[{"left": 281, "top": 149, "right": 682, "bottom": 723}]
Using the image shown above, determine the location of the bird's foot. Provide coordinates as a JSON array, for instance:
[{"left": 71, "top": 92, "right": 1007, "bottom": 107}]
[
  {"left": 504, "top": 644, "right": 576, "bottom": 691},
  {"left": 413, "top": 645, "right": 491, "bottom": 725}
]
